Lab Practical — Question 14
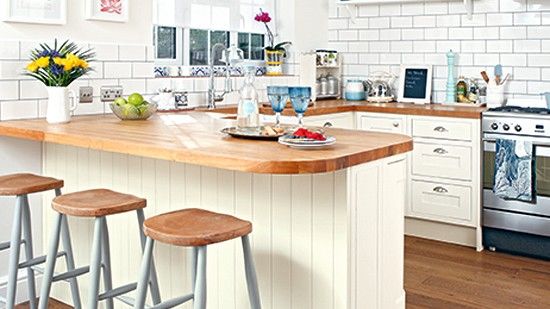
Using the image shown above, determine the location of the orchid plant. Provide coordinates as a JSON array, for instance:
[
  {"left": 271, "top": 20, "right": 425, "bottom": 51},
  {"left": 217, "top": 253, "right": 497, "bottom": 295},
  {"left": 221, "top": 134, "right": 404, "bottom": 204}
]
[
  {"left": 254, "top": 9, "right": 291, "bottom": 57},
  {"left": 25, "top": 40, "right": 95, "bottom": 87}
]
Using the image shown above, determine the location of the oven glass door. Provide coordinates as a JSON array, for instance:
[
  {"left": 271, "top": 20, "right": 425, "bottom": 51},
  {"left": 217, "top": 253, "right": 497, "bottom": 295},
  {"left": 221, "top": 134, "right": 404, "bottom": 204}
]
[{"left": 483, "top": 136, "right": 550, "bottom": 217}]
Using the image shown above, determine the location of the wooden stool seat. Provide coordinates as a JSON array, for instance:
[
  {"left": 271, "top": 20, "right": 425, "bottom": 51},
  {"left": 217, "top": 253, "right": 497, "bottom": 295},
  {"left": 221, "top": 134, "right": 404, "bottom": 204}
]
[
  {"left": 52, "top": 189, "right": 146, "bottom": 217},
  {"left": 144, "top": 208, "right": 252, "bottom": 247},
  {"left": 0, "top": 173, "right": 63, "bottom": 196}
]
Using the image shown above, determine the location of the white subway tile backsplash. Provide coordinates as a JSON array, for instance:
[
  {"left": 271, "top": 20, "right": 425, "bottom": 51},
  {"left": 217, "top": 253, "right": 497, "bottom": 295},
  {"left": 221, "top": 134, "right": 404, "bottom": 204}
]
[
  {"left": 369, "top": 17, "right": 390, "bottom": 29},
  {"left": 437, "top": 15, "right": 461, "bottom": 27},
  {"left": 358, "top": 5, "right": 379, "bottom": 17},
  {"left": 380, "top": 29, "right": 401, "bottom": 41},
  {"left": 119, "top": 45, "right": 147, "bottom": 61},
  {"left": 402, "top": 28, "right": 424, "bottom": 40},
  {"left": 90, "top": 44, "right": 119, "bottom": 61},
  {"left": 542, "top": 40, "right": 550, "bottom": 52},
  {"left": 486, "top": 13, "right": 513, "bottom": 26},
  {"left": 474, "top": 53, "right": 500, "bottom": 66},
  {"left": 328, "top": 18, "right": 348, "bottom": 30},
  {"left": 527, "top": 26, "right": 550, "bottom": 38},
  {"left": 413, "top": 41, "right": 436, "bottom": 53},
  {"left": 401, "top": 3, "right": 424, "bottom": 16},
  {"left": 0, "top": 81, "right": 19, "bottom": 101},
  {"left": 461, "top": 41, "right": 486, "bottom": 53},
  {"left": 414, "top": 16, "right": 436, "bottom": 28},
  {"left": 19, "top": 80, "right": 47, "bottom": 99},
  {"left": 501, "top": 53, "right": 527, "bottom": 66},
  {"left": 379, "top": 4, "right": 401, "bottom": 17},
  {"left": 487, "top": 40, "right": 513, "bottom": 52},
  {"left": 529, "top": 54, "right": 550, "bottom": 67},
  {"left": 514, "top": 40, "right": 541, "bottom": 52},
  {"left": 500, "top": 0, "right": 527, "bottom": 12},
  {"left": 500, "top": 26, "right": 527, "bottom": 39},
  {"left": 359, "top": 53, "right": 380, "bottom": 65},
  {"left": 119, "top": 79, "right": 147, "bottom": 95},
  {"left": 437, "top": 41, "right": 461, "bottom": 53},
  {"left": 391, "top": 16, "right": 413, "bottom": 28},
  {"left": 461, "top": 14, "right": 486, "bottom": 27},
  {"left": 1, "top": 100, "right": 38, "bottom": 120},
  {"left": 391, "top": 41, "right": 413, "bottom": 53},
  {"left": 514, "top": 67, "right": 540, "bottom": 80},
  {"left": 450, "top": 27, "right": 474, "bottom": 40},
  {"left": 349, "top": 42, "right": 369, "bottom": 52},
  {"left": 104, "top": 62, "right": 132, "bottom": 79},
  {"left": 0, "top": 41, "right": 19, "bottom": 60},
  {"left": 339, "top": 30, "right": 358, "bottom": 41},
  {"left": 370, "top": 41, "right": 390, "bottom": 52},
  {"left": 0, "top": 61, "right": 26, "bottom": 80},
  {"left": 359, "top": 30, "right": 380, "bottom": 41},
  {"left": 424, "top": 2, "right": 448, "bottom": 15},
  {"left": 514, "top": 12, "right": 541, "bottom": 25},
  {"left": 542, "top": 68, "right": 550, "bottom": 80},
  {"left": 425, "top": 28, "right": 448, "bottom": 40},
  {"left": 473, "top": 27, "right": 500, "bottom": 39}
]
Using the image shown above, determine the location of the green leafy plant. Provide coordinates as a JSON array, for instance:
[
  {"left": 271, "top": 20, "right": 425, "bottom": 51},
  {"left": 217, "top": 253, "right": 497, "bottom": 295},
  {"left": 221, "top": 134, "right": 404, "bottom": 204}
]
[{"left": 25, "top": 40, "right": 95, "bottom": 87}]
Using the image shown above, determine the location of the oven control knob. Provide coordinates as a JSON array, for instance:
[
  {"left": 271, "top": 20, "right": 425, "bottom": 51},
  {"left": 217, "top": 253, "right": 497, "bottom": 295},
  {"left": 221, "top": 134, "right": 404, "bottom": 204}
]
[
  {"left": 515, "top": 125, "right": 522, "bottom": 132},
  {"left": 491, "top": 123, "right": 498, "bottom": 130},
  {"left": 503, "top": 124, "right": 510, "bottom": 131}
]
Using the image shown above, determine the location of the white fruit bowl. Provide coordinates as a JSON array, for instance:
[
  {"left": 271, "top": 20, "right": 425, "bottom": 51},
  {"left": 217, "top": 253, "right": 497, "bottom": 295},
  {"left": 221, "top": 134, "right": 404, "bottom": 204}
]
[{"left": 110, "top": 103, "right": 158, "bottom": 120}]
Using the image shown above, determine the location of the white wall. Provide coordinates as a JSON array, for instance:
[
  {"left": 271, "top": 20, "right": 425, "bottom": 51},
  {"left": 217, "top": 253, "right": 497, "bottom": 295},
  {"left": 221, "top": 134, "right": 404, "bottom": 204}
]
[
  {"left": 277, "top": 0, "right": 330, "bottom": 52},
  {"left": 0, "top": 0, "right": 152, "bottom": 44},
  {"left": 328, "top": 0, "right": 550, "bottom": 102}
]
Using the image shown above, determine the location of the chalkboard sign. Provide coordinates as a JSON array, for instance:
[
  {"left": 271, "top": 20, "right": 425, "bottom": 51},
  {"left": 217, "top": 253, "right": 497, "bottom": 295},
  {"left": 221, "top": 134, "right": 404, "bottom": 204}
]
[{"left": 398, "top": 65, "right": 432, "bottom": 104}]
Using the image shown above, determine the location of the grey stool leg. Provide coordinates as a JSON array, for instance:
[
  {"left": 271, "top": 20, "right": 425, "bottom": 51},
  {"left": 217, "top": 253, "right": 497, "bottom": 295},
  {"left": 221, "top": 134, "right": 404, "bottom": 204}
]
[
  {"left": 137, "top": 209, "right": 161, "bottom": 305},
  {"left": 88, "top": 217, "right": 105, "bottom": 309},
  {"left": 38, "top": 213, "right": 64, "bottom": 309},
  {"left": 60, "top": 213, "right": 82, "bottom": 309},
  {"left": 190, "top": 247, "right": 198, "bottom": 291},
  {"left": 134, "top": 237, "right": 154, "bottom": 309},
  {"left": 6, "top": 195, "right": 24, "bottom": 309},
  {"left": 242, "top": 235, "right": 261, "bottom": 309},
  {"left": 21, "top": 195, "right": 37, "bottom": 309},
  {"left": 100, "top": 218, "right": 114, "bottom": 309},
  {"left": 193, "top": 246, "right": 207, "bottom": 309}
]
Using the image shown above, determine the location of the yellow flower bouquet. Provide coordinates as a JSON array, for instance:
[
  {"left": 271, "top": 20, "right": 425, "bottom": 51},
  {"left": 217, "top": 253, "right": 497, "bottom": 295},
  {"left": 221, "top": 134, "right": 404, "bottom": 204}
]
[{"left": 25, "top": 40, "right": 95, "bottom": 87}]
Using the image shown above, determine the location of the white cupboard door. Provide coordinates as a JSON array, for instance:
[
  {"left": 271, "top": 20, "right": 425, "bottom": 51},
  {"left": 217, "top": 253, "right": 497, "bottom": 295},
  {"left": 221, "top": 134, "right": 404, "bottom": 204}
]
[
  {"left": 411, "top": 180, "right": 473, "bottom": 224},
  {"left": 412, "top": 118, "right": 472, "bottom": 141},
  {"left": 358, "top": 115, "right": 406, "bottom": 134},
  {"left": 412, "top": 142, "right": 472, "bottom": 181},
  {"left": 305, "top": 113, "right": 354, "bottom": 129}
]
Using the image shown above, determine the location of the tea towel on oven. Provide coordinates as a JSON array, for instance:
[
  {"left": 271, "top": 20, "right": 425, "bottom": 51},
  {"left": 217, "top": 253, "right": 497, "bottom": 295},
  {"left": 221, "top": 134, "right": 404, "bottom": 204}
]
[{"left": 493, "top": 139, "right": 535, "bottom": 203}]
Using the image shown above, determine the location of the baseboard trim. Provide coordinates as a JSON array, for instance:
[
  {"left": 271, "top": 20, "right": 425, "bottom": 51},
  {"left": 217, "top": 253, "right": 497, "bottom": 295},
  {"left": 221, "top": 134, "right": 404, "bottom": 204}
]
[
  {"left": 405, "top": 217, "right": 477, "bottom": 248},
  {"left": 0, "top": 270, "right": 42, "bottom": 305}
]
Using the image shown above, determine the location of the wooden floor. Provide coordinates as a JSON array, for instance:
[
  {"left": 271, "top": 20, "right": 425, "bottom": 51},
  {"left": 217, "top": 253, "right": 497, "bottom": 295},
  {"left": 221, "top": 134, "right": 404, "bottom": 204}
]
[{"left": 15, "top": 236, "right": 550, "bottom": 309}]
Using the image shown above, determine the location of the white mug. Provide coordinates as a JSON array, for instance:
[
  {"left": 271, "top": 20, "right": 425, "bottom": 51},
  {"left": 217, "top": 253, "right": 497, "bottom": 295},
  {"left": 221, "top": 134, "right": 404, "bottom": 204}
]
[
  {"left": 46, "top": 87, "right": 78, "bottom": 124},
  {"left": 486, "top": 82, "right": 505, "bottom": 108}
]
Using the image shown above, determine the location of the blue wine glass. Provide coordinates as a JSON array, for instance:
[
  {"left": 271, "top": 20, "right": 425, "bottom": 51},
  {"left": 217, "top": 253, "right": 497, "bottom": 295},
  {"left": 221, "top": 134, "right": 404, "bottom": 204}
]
[
  {"left": 267, "top": 86, "right": 289, "bottom": 126},
  {"left": 289, "top": 86, "right": 311, "bottom": 127}
]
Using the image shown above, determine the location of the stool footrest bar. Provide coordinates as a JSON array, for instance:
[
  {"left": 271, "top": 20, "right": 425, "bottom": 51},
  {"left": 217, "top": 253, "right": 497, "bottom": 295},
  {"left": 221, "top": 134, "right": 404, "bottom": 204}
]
[
  {"left": 98, "top": 282, "right": 138, "bottom": 301},
  {"left": 0, "top": 239, "right": 25, "bottom": 251},
  {"left": 19, "top": 251, "right": 65, "bottom": 268},
  {"left": 52, "top": 266, "right": 90, "bottom": 282},
  {"left": 150, "top": 293, "right": 194, "bottom": 309}
]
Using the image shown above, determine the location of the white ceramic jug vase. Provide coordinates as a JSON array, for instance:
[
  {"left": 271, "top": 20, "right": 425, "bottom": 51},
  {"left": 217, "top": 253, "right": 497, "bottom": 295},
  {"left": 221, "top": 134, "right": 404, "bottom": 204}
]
[{"left": 46, "top": 87, "right": 78, "bottom": 124}]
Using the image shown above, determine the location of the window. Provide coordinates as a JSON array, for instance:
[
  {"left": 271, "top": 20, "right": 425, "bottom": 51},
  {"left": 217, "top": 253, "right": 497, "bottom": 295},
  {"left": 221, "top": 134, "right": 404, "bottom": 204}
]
[{"left": 152, "top": 0, "right": 274, "bottom": 68}]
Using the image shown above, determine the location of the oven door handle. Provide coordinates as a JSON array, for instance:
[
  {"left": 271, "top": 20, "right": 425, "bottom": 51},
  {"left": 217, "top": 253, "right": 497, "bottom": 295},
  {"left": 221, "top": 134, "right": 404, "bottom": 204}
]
[{"left": 483, "top": 134, "right": 550, "bottom": 147}]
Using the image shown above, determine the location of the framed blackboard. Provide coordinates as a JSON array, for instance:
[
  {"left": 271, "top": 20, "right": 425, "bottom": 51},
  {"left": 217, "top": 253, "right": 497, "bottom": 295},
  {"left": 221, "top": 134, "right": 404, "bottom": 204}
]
[{"left": 397, "top": 65, "right": 432, "bottom": 104}]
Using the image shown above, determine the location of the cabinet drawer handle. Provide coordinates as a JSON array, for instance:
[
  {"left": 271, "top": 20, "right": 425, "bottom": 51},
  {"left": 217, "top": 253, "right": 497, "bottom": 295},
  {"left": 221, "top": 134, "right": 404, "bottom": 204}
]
[
  {"left": 393, "top": 122, "right": 399, "bottom": 128},
  {"left": 433, "top": 186, "right": 448, "bottom": 194},
  {"left": 434, "top": 126, "right": 448, "bottom": 132},
  {"left": 433, "top": 148, "right": 448, "bottom": 155}
]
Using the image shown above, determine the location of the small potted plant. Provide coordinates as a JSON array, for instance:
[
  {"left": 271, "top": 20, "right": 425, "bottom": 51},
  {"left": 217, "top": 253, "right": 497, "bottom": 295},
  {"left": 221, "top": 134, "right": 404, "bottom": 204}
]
[
  {"left": 25, "top": 40, "right": 95, "bottom": 124},
  {"left": 255, "top": 9, "right": 291, "bottom": 76}
]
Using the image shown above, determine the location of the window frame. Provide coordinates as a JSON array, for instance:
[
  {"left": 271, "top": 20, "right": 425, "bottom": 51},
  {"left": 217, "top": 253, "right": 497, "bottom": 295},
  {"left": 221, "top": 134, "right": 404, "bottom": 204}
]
[
  {"left": 156, "top": 27, "right": 265, "bottom": 67},
  {"left": 153, "top": 25, "right": 183, "bottom": 66}
]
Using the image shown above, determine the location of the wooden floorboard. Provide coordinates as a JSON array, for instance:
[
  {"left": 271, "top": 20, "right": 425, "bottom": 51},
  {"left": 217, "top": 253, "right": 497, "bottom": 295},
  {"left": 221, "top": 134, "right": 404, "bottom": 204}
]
[
  {"left": 15, "top": 298, "right": 71, "bottom": 309},
  {"left": 15, "top": 236, "right": 550, "bottom": 308}
]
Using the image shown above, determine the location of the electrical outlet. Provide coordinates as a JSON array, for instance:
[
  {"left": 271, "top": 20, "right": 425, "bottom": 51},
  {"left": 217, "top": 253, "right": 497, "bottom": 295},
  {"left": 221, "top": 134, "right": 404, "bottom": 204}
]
[
  {"left": 100, "top": 86, "right": 123, "bottom": 102},
  {"left": 79, "top": 86, "right": 94, "bottom": 103}
]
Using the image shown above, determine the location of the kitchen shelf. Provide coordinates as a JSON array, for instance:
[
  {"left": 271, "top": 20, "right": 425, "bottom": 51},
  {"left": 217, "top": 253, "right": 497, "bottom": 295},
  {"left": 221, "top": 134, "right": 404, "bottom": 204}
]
[{"left": 337, "top": 0, "right": 474, "bottom": 22}]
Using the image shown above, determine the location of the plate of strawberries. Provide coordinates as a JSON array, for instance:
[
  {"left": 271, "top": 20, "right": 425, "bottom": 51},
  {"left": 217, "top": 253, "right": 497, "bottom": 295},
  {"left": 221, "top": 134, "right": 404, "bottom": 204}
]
[{"left": 278, "top": 127, "right": 336, "bottom": 149}]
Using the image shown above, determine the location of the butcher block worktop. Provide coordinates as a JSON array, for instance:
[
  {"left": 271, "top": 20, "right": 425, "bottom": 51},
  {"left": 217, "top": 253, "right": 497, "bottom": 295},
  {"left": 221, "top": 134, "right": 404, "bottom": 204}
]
[
  {"left": 207, "top": 99, "right": 486, "bottom": 119},
  {"left": 0, "top": 112, "right": 412, "bottom": 174}
]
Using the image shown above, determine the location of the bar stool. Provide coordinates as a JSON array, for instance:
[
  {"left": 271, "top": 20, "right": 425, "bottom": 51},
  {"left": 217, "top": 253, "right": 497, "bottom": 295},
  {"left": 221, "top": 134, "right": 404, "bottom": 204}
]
[
  {"left": 134, "top": 208, "right": 262, "bottom": 309},
  {"left": 38, "top": 189, "right": 162, "bottom": 309},
  {"left": 0, "top": 173, "right": 81, "bottom": 309}
]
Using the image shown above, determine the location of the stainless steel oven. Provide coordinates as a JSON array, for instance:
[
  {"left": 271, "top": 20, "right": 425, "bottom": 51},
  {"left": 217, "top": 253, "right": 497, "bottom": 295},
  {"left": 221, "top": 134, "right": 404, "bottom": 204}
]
[{"left": 482, "top": 110, "right": 550, "bottom": 260}]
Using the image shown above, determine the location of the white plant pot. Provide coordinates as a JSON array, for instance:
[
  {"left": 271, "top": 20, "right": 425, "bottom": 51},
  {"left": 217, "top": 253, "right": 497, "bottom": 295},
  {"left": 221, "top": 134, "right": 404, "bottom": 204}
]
[{"left": 46, "top": 87, "right": 78, "bottom": 124}]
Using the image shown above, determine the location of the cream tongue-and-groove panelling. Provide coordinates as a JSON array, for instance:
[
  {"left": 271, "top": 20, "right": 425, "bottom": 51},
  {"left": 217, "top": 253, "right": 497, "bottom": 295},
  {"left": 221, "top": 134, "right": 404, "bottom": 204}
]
[
  {"left": 328, "top": 0, "right": 550, "bottom": 103},
  {"left": 0, "top": 40, "right": 299, "bottom": 121}
]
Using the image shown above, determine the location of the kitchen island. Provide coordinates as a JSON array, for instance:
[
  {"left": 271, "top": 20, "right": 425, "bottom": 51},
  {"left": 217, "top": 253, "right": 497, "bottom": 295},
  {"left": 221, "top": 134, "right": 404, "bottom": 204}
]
[{"left": 0, "top": 112, "right": 412, "bottom": 309}]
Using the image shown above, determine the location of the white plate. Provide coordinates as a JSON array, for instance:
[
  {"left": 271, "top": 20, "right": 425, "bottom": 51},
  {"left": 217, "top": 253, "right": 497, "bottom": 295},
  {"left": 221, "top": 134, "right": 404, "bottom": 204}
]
[{"left": 278, "top": 136, "right": 336, "bottom": 149}]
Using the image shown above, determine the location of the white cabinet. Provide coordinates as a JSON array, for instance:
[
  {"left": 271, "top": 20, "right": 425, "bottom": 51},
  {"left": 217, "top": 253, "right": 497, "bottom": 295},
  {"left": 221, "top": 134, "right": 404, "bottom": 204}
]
[
  {"left": 412, "top": 118, "right": 473, "bottom": 141},
  {"left": 412, "top": 142, "right": 472, "bottom": 181},
  {"left": 410, "top": 180, "right": 472, "bottom": 224},
  {"left": 356, "top": 112, "right": 406, "bottom": 134},
  {"left": 304, "top": 112, "right": 355, "bottom": 129}
]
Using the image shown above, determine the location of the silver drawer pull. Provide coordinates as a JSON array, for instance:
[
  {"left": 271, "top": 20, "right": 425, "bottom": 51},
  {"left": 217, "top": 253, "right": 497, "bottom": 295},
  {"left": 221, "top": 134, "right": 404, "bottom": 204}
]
[
  {"left": 434, "top": 126, "right": 448, "bottom": 132},
  {"left": 393, "top": 122, "right": 399, "bottom": 128},
  {"left": 433, "top": 148, "right": 448, "bottom": 155},
  {"left": 433, "top": 186, "right": 448, "bottom": 194}
]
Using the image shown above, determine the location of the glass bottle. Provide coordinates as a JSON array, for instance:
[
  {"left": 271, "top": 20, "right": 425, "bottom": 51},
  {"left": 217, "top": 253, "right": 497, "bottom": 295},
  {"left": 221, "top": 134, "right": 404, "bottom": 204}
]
[{"left": 237, "top": 65, "right": 260, "bottom": 128}]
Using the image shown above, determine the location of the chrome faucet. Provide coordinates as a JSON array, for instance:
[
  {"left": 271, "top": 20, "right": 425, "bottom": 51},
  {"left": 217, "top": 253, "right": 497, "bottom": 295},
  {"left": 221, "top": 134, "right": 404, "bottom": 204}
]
[{"left": 207, "top": 43, "right": 240, "bottom": 109}]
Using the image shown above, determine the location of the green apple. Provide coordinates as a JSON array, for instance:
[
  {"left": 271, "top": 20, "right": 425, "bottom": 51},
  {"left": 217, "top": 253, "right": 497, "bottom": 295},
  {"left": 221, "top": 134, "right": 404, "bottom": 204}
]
[
  {"left": 128, "top": 93, "right": 144, "bottom": 106},
  {"left": 114, "top": 97, "right": 127, "bottom": 106},
  {"left": 121, "top": 103, "right": 140, "bottom": 118}
]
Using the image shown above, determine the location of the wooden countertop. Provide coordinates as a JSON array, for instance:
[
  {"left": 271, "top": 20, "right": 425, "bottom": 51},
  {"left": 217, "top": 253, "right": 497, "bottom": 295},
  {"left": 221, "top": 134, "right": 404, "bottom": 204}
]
[
  {"left": 206, "top": 99, "right": 486, "bottom": 119},
  {"left": 0, "top": 112, "right": 412, "bottom": 175}
]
